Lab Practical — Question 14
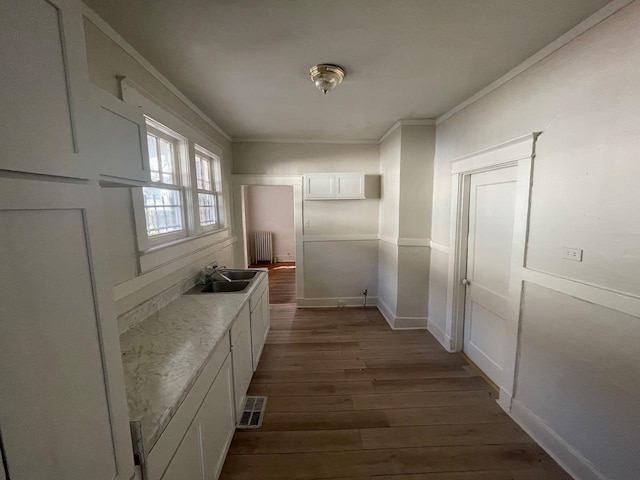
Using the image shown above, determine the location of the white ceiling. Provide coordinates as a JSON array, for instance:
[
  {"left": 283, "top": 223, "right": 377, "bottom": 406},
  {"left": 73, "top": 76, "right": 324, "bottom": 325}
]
[{"left": 84, "top": 0, "right": 610, "bottom": 141}]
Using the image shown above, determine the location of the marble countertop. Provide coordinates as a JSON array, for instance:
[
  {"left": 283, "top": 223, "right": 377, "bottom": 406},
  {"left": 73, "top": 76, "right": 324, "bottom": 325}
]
[{"left": 119, "top": 271, "right": 267, "bottom": 456}]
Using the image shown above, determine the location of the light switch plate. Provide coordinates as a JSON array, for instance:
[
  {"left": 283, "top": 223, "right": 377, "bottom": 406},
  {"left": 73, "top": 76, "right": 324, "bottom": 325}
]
[{"left": 562, "top": 247, "right": 583, "bottom": 262}]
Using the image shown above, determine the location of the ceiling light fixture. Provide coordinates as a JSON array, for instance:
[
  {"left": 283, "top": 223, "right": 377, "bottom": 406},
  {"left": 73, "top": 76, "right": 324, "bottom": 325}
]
[{"left": 309, "top": 64, "right": 345, "bottom": 94}]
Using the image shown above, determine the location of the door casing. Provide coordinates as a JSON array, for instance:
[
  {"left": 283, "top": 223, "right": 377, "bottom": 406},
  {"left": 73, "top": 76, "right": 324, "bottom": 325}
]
[{"left": 445, "top": 133, "right": 539, "bottom": 411}]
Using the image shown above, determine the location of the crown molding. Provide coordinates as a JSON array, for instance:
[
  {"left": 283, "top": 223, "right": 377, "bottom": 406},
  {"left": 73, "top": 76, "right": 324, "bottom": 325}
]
[
  {"left": 379, "top": 119, "right": 436, "bottom": 144},
  {"left": 233, "top": 137, "right": 379, "bottom": 145},
  {"left": 436, "top": 0, "right": 634, "bottom": 125},
  {"left": 82, "top": 3, "right": 232, "bottom": 142}
]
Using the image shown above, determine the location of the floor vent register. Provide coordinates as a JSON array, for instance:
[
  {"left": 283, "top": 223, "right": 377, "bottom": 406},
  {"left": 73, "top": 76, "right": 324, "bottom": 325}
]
[{"left": 237, "top": 396, "right": 267, "bottom": 429}]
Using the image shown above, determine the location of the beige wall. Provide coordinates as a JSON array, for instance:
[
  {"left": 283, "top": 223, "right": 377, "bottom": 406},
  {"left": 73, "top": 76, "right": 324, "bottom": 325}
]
[
  {"left": 245, "top": 185, "right": 295, "bottom": 262},
  {"left": 429, "top": 3, "right": 640, "bottom": 477},
  {"left": 84, "top": 16, "right": 235, "bottom": 317}
]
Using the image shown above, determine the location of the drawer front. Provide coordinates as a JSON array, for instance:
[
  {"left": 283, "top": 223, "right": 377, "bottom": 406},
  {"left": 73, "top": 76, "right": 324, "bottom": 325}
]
[{"left": 230, "top": 302, "right": 250, "bottom": 345}]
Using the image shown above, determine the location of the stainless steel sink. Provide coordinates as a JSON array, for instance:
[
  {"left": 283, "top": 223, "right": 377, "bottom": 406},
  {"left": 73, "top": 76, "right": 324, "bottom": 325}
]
[
  {"left": 200, "top": 280, "right": 250, "bottom": 293},
  {"left": 219, "top": 269, "right": 258, "bottom": 280}
]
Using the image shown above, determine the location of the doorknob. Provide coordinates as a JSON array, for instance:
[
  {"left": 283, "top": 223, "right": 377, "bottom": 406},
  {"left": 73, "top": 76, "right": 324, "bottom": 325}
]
[{"left": 461, "top": 278, "right": 471, "bottom": 286}]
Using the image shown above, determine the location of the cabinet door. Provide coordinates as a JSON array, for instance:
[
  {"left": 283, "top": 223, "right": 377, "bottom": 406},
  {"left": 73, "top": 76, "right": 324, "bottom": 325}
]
[
  {"left": 0, "top": 0, "right": 94, "bottom": 179},
  {"left": 261, "top": 289, "right": 271, "bottom": 343},
  {"left": 250, "top": 300, "right": 264, "bottom": 371},
  {"left": 89, "top": 86, "right": 151, "bottom": 185},
  {"left": 160, "top": 421, "right": 203, "bottom": 480},
  {"left": 0, "top": 178, "right": 134, "bottom": 480},
  {"left": 335, "top": 173, "right": 365, "bottom": 198},
  {"left": 199, "top": 357, "right": 235, "bottom": 480},
  {"left": 305, "top": 174, "right": 335, "bottom": 199},
  {"left": 232, "top": 327, "right": 253, "bottom": 422}
]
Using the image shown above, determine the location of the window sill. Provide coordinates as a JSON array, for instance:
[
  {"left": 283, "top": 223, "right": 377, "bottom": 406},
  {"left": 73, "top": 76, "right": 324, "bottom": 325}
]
[{"left": 139, "top": 228, "right": 232, "bottom": 273}]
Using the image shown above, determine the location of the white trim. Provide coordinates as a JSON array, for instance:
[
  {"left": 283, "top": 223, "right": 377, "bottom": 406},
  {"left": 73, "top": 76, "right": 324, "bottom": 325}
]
[
  {"left": 274, "top": 254, "right": 296, "bottom": 263},
  {"left": 232, "top": 174, "right": 303, "bottom": 186},
  {"left": 446, "top": 133, "right": 538, "bottom": 404},
  {"left": 233, "top": 176, "right": 304, "bottom": 299},
  {"left": 397, "top": 237, "right": 430, "bottom": 247},
  {"left": 509, "top": 400, "right": 608, "bottom": 480},
  {"left": 82, "top": 3, "right": 231, "bottom": 142},
  {"left": 139, "top": 229, "right": 232, "bottom": 273},
  {"left": 380, "top": 119, "right": 436, "bottom": 144},
  {"left": 297, "top": 297, "right": 378, "bottom": 308},
  {"left": 426, "top": 317, "right": 453, "bottom": 351},
  {"left": 522, "top": 268, "right": 640, "bottom": 318},
  {"left": 436, "top": 0, "right": 634, "bottom": 125},
  {"left": 429, "top": 240, "right": 450, "bottom": 254},
  {"left": 113, "top": 235, "right": 236, "bottom": 301},
  {"left": 449, "top": 133, "right": 538, "bottom": 173},
  {"left": 82, "top": 4, "right": 230, "bottom": 142},
  {"left": 377, "top": 298, "right": 428, "bottom": 330},
  {"left": 379, "top": 236, "right": 431, "bottom": 247},
  {"left": 377, "top": 297, "right": 396, "bottom": 328},
  {"left": 302, "top": 234, "right": 379, "bottom": 242},
  {"left": 234, "top": 137, "right": 379, "bottom": 145}
]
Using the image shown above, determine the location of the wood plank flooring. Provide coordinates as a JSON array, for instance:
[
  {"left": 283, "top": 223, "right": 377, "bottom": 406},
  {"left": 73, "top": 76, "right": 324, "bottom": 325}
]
[
  {"left": 250, "top": 262, "right": 296, "bottom": 304},
  {"left": 220, "top": 305, "right": 570, "bottom": 480}
]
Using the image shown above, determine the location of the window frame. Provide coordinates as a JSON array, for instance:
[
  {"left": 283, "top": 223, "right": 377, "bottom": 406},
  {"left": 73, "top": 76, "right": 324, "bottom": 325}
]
[
  {"left": 132, "top": 117, "right": 227, "bottom": 254},
  {"left": 192, "top": 146, "right": 222, "bottom": 233}
]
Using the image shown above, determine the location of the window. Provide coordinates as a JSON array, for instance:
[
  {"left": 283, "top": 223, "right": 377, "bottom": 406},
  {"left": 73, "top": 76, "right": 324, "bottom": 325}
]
[
  {"left": 142, "top": 127, "right": 186, "bottom": 240},
  {"left": 134, "top": 118, "right": 225, "bottom": 252},
  {"left": 195, "top": 149, "right": 221, "bottom": 229}
]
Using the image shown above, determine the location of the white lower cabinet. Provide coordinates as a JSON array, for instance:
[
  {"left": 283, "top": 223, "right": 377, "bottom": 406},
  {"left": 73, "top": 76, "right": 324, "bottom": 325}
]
[
  {"left": 250, "top": 280, "right": 270, "bottom": 371},
  {"left": 231, "top": 304, "right": 254, "bottom": 422},
  {"left": 161, "top": 420, "right": 203, "bottom": 480},
  {"left": 159, "top": 356, "right": 234, "bottom": 480}
]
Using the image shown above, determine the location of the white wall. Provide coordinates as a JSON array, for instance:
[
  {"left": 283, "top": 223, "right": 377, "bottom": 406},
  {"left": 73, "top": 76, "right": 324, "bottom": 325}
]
[
  {"left": 245, "top": 185, "right": 295, "bottom": 262},
  {"left": 83, "top": 16, "right": 236, "bottom": 318},
  {"left": 233, "top": 142, "right": 380, "bottom": 304},
  {"left": 378, "top": 124, "right": 435, "bottom": 326},
  {"left": 429, "top": 3, "right": 640, "bottom": 477}
]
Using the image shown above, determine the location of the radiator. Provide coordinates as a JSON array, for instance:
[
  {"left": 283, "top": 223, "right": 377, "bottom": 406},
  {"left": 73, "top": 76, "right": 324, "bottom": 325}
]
[{"left": 252, "top": 231, "right": 274, "bottom": 263}]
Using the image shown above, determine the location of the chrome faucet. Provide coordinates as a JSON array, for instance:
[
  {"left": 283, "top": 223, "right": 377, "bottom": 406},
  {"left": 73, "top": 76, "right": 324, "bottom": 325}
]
[{"left": 201, "top": 262, "right": 232, "bottom": 284}]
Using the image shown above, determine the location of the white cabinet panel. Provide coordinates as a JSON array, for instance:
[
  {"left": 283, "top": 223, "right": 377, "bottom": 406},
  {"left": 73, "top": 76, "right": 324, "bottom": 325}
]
[
  {"left": 261, "top": 288, "right": 271, "bottom": 342},
  {"left": 250, "top": 297, "right": 264, "bottom": 371},
  {"left": 335, "top": 173, "right": 365, "bottom": 198},
  {"left": 160, "top": 421, "right": 203, "bottom": 480},
  {"left": 305, "top": 173, "right": 366, "bottom": 199},
  {"left": 0, "top": 0, "right": 94, "bottom": 179},
  {"left": 231, "top": 306, "right": 253, "bottom": 422},
  {"left": 199, "top": 358, "right": 235, "bottom": 480},
  {"left": 89, "top": 86, "right": 151, "bottom": 185},
  {"left": 305, "top": 174, "right": 335, "bottom": 199},
  {"left": 0, "top": 178, "right": 133, "bottom": 480}
]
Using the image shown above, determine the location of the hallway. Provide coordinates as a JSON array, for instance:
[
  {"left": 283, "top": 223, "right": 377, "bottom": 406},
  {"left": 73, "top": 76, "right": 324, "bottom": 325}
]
[
  {"left": 220, "top": 305, "right": 569, "bottom": 479},
  {"left": 251, "top": 262, "right": 297, "bottom": 304}
]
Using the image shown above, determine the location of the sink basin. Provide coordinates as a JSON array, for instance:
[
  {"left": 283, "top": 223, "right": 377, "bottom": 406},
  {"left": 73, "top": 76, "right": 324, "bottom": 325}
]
[
  {"left": 201, "top": 280, "right": 250, "bottom": 293},
  {"left": 219, "top": 270, "right": 258, "bottom": 280}
]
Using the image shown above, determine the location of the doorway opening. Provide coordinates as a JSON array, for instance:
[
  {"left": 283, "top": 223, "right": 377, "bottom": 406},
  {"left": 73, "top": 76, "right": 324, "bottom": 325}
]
[{"left": 233, "top": 176, "right": 304, "bottom": 306}]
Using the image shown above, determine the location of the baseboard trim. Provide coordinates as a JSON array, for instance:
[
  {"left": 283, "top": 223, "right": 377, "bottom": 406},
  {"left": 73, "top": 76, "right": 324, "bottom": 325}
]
[
  {"left": 274, "top": 255, "right": 295, "bottom": 262},
  {"left": 377, "top": 298, "right": 427, "bottom": 330},
  {"left": 509, "top": 399, "right": 608, "bottom": 480},
  {"left": 427, "top": 317, "right": 453, "bottom": 351},
  {"left": 297, "top": 296, "right": 378, "bottom": 308}
]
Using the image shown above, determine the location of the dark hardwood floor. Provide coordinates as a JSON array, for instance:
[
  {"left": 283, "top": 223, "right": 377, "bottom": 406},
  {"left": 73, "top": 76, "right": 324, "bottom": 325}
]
[
  {"left": 250, "top": 262, "right": 296, "bottom": 304},
  {"left": 220, "top": 305, "right": 570, "bottom": 480}
]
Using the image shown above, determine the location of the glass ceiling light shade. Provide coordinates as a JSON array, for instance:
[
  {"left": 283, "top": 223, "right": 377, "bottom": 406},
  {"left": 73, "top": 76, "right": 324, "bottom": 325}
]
[{"left": 309, "top": 64, "right": 345, "bottom": 94}]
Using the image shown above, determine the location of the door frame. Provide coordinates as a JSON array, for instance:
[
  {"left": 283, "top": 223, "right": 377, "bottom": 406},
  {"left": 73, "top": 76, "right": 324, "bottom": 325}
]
[
  {"left": 232, "top": 174, "right": 304, "bottom": 301},
  {"left": 445, "top": 133, "right": 540, "bottom": 410}
]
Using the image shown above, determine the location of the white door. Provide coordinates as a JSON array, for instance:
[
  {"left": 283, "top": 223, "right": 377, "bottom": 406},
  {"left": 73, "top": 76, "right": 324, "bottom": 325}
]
[{"left": 463, "top": 166, "right": 518, "bottom": 387}]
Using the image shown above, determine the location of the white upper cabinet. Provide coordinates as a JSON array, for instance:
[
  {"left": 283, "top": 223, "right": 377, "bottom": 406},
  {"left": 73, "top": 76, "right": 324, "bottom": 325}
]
[
  {"left": 88, "top": 85, "right": 152, "bottom": 186},
  {"left": 0, "top": 178, "right": 134, "bottom": 480},
  {"left": 304, "top": 173, "right": 367, "bottom": 200},
  {"left": 0, "top": 0, "right": 95, "bottom": 180}
]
